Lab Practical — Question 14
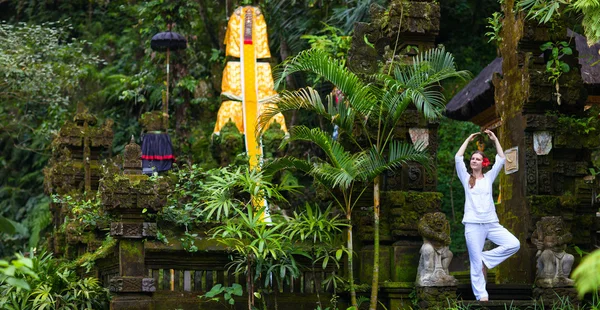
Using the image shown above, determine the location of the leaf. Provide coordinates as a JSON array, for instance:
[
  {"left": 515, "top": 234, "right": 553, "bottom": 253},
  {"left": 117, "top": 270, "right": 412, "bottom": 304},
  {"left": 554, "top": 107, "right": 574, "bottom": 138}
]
[
  {"left": 0, "top": 216, "right": 16, "bottom": 235},
  {"left": 336, "top": 249, "right": 343, "bottom": 261},
  {"left": 205, "top": 284, "right": 223, "bottom": 298},
  {"left": 363, "top": 35, "right": 375, "bottom": 49},
  {"left": 5, "top": 277, "right": 30, "bottom": 290},
  {"left": 232, "top": 283, "right": 243, "bottom": 296},
  {"left": 322, "top": 256, "right": 329, "bottom": 269}
]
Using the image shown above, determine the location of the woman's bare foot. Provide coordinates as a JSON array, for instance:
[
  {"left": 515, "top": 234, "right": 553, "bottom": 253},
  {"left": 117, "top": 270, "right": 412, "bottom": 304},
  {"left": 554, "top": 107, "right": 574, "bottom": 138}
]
[{"left": 480, "top": 297, "right": 489, "bottom": 302}]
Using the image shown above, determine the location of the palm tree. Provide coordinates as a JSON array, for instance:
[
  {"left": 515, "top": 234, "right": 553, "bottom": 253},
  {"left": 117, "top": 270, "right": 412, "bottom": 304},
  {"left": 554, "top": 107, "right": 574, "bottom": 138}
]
[{"left": 260, "top": 47, "right": 469, "bottom": 309}]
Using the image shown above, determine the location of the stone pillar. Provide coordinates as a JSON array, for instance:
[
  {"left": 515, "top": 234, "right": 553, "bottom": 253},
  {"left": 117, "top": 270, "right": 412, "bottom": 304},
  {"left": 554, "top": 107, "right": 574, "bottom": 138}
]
[
  {"left": 103, "top": 138, "right": 168, "bottom": 310},
  {"left": 43, "top": 104, "right": 114, "bottom": 259}
]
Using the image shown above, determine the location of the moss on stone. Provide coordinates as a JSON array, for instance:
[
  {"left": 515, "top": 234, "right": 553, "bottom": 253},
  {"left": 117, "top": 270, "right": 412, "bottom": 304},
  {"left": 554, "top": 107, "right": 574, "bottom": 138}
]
[
  {"left": 210, "top": 121, "right": 245, "bottom": 166},
  {"left": 262, "top": 122, "right": 286, "bottom": 159},
  {"left": 392, "top": 251, "right": 419, "bottom": 282},
  {"left": 140, "top": 111, "right": 167, "bottom": 131},
  {"left": 529, "top": 195, "right": 562, "bottom": 216},
  {"left": 120, "top": 239, "right": 143, "bottom": 257}
]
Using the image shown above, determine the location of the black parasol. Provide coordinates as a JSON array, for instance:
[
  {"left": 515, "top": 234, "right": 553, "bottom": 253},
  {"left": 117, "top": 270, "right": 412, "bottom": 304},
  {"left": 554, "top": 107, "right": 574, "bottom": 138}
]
[
  {"left": 151, "top": 29, "right": 187, "bottom": 124},
  {"left": 151, "top": 31, "right": 187, "bottom": 52}
]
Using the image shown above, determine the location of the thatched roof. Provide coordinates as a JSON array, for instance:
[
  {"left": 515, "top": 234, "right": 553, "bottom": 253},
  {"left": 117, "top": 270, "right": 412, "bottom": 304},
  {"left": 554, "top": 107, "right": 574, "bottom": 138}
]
[
  {"left": 444, "top": 58, "right": 502, "bottom": 121},
  {"left": 568, "top": 29, "right": 600, "bottom": 85}
]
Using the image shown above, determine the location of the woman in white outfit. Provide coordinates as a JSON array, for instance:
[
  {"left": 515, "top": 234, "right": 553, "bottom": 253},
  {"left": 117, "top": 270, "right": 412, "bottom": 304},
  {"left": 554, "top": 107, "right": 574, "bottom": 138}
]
[{"left": 455, "top": 130, "right": 520, "bottom": 302}]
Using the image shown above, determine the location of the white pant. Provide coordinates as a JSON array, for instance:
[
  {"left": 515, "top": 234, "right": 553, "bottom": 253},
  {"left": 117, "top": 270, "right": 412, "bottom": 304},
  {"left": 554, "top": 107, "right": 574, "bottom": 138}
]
[{"left": 464, "top": 222, "right": 520, "bottom": 300}]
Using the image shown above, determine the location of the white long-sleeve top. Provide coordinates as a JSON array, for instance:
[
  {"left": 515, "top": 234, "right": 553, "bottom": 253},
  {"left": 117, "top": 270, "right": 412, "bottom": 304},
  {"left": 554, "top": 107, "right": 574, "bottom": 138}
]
[{"left": 455, "top": 154, "right": 505, "bottom": 223}]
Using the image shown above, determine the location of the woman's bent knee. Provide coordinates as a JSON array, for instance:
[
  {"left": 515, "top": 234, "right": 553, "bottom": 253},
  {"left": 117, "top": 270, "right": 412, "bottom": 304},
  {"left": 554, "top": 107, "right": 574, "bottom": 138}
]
[{"left": 508, "top": 239, "right": 520, "bottom": 254}]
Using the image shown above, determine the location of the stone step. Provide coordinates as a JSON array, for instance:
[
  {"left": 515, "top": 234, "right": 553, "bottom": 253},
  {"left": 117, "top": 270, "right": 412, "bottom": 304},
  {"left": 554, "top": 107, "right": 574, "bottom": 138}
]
[
  {"left": 458, "top": 299, "right": 535, "bottom": 310},
  {"left": 457, "top": 284, "right": 533, "bottom": 301}
]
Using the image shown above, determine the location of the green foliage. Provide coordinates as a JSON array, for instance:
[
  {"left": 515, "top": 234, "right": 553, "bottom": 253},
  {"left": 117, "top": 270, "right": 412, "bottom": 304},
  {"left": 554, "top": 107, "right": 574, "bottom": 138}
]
[
  {"left": 52, "top": 193, "right": 109, "bottom": 233},
  {"left": 162, "top": 164, "right": 209, "bottom": 228},
  {"left": 0, "top": 21, "right": 102, "bottom": 135},
  {"left": 0, "top": 251, "right": 110, "bottom": 310},
  {"left": 301, "top": 24, "right": 352, "bottom": 64},
  {"left": 518, "top": 0, "right": 600, "bottom": 44},
  {"left": 518, "top": 0, "right": 570, "bottom": 24},
  {"left": 0, "top": 254, "right": 36, "bottom": 291},
  {"left": 572, "top": 249, "right": 600, "bottom": 299},
  {"left": 556, "top": 113, "right": 597, "bottom": 135},
  {"left": 574, "top": 0, "right": 600, "bottom": 45},
  {"left": 263, "top": 46, "right": 469, "bottom": 309},
  {"left": 485, "top": 12, "right": 504, "bottom": 44},
  {"left": 180, "top": 231, "right": 199, "bottom": 253},
  {"left": 202, "top": 166, "right": 293, "bottom": 222},
  {"left": 284, "top": 203, "right": 346, "bottom": 244},
  {"left": 0, "top": 20, "right": 96, "bottom": 256},
  {"left": 200, "top": 283, "right": 243, "bottom": 306},
  {"left": 327, "top": 0, "right": 387, "bottom": 34},
  {"left": 67, "top": 236, "right": 117, "bottom": 273},
  {"left": 541, "top": 41, "right": 573, "bottom": 103}
]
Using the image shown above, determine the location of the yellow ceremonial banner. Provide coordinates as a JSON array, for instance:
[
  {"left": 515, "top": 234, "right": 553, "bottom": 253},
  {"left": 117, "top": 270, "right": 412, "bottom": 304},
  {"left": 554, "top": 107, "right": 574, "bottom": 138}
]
[
  {"left": 214, "top": 6, "right": 288, "bottom": 157},
  {"left": 214, "top": 6, "right": 289, "bottom": 221},
  {"left": 223, "top": 7, "right": 270, "bottom": 59}
]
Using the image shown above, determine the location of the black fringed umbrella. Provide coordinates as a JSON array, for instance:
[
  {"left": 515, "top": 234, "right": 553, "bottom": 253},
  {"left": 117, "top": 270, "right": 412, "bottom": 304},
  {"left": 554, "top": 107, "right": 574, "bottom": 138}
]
[{"left": 151, "top": 29, "right": 187, "bottom": 120}]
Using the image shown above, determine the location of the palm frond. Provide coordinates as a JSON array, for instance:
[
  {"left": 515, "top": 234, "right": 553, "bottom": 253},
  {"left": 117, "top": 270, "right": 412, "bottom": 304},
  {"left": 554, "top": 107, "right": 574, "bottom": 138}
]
[
  {"left": 357, "top": 141, "right": 431, "bottom": 180},
  {"left": 257, "top": 87, "right": 327, "bottom": 135},
  {"left": 309, "top": 162, "right": 359, "bottom": 189},
  {"left": 391, "top": 47, "right": 471, "bottom": 120},
  {"left": 286, "top": 126, "right": 354, "bottom": 170},
  {"left": 262, "top": 156, "right": 313, "bottom": 177},
  {"left": 274, "top": 49, "right": 379, "bottom": 118}
]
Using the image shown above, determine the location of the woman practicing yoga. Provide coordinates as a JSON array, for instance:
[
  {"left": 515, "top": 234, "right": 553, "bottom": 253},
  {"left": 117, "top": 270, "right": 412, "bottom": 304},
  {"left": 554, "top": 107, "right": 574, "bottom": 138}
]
[{"left": 455, "top": 130, "right": 520, "bottom": 302}]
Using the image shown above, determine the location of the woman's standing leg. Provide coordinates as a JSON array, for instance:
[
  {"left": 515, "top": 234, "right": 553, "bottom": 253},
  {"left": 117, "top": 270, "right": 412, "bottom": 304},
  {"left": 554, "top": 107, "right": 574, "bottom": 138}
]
[
  {"left": 481, "top": 223, "right": 520, "bottom": 269},
  {"left": 465, "top": 223, "right": 489, "bottom": 301}
]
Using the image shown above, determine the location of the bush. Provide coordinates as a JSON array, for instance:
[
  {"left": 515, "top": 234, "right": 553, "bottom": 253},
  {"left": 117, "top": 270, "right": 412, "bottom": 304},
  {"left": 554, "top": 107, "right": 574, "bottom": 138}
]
[{"left": 0, "top": 251, "right": 110, "bottom": 310}]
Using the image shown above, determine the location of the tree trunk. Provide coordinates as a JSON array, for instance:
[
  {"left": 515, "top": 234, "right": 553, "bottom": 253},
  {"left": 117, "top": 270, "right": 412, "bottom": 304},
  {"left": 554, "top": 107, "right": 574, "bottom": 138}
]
[
  {"left": 347, "top": 220, "right": 358, "bottom": 308},
  {"left": 369, "top": 176, "right": 381, "bottom": 310},
  {"left": 247, "top": 261, "right": 253, "bottom": 310},
  {"left": 492, "top": 0, "right": 534, "bottom": 284}
]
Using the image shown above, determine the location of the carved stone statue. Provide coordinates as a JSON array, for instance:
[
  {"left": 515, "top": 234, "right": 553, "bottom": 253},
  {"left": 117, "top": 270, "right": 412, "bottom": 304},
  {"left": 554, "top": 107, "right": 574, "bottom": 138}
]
[
  {"left": 416, "top": 212, "right": 458, "bottom": 286},
  {"left": 531, "top": 216, "right": 575, "bottom": 287},
  {"left": 123, "top": 136, "right": 142, "bottom": 175}
]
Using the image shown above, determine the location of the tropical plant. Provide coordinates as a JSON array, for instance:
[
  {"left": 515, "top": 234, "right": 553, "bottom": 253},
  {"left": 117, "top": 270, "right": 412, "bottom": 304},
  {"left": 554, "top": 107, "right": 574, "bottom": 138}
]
[
  {"left": 203, "top": 166, "right": 298, "bottom": 310},
  {"left": 284, "top": 203, "right": 347, "bottom": 308},
  {"left": 0, "top": 254, "right": 36, "bottom": 291},
  {"left": 572, "top": 248, "right": 600, "bottom": 299},
  {"left": 52, "top": 193, "right": 108, "bottom": 233},
  {"left": 486, "top": 12, "right": 504, "bottom": 44},
  {"left": 517, "top": 0, "right": 600, "bottom": 44},
  {"left": 540, "top": 41, "right": 573, "bottom": 105},
  {"left": 0, "top": 251, "right": 110, "bottom": 310},
  {"left": 0, "top": 20, "right": 96, "bottom": 257},
  {"left": 200, "top": 283, "right": 243, "bottom": 308},
  {"left": 210, "top": 206, "right": 296, "bottom": 310},
  {"left": 261, "top": 47, "right": 469, "bottom": 309},
  {"left": 301, "top": 24, "right": 352, "bottom": 64}
]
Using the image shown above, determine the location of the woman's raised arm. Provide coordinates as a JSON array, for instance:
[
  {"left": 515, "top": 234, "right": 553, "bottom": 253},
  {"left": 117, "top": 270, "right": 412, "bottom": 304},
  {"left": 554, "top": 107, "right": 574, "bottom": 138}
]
[
  {"left": 485, "top": 129, "right": 504, "bottom": 158},
  {"left": 456, "top": 133, "right": 480, "bottom": 158}
]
